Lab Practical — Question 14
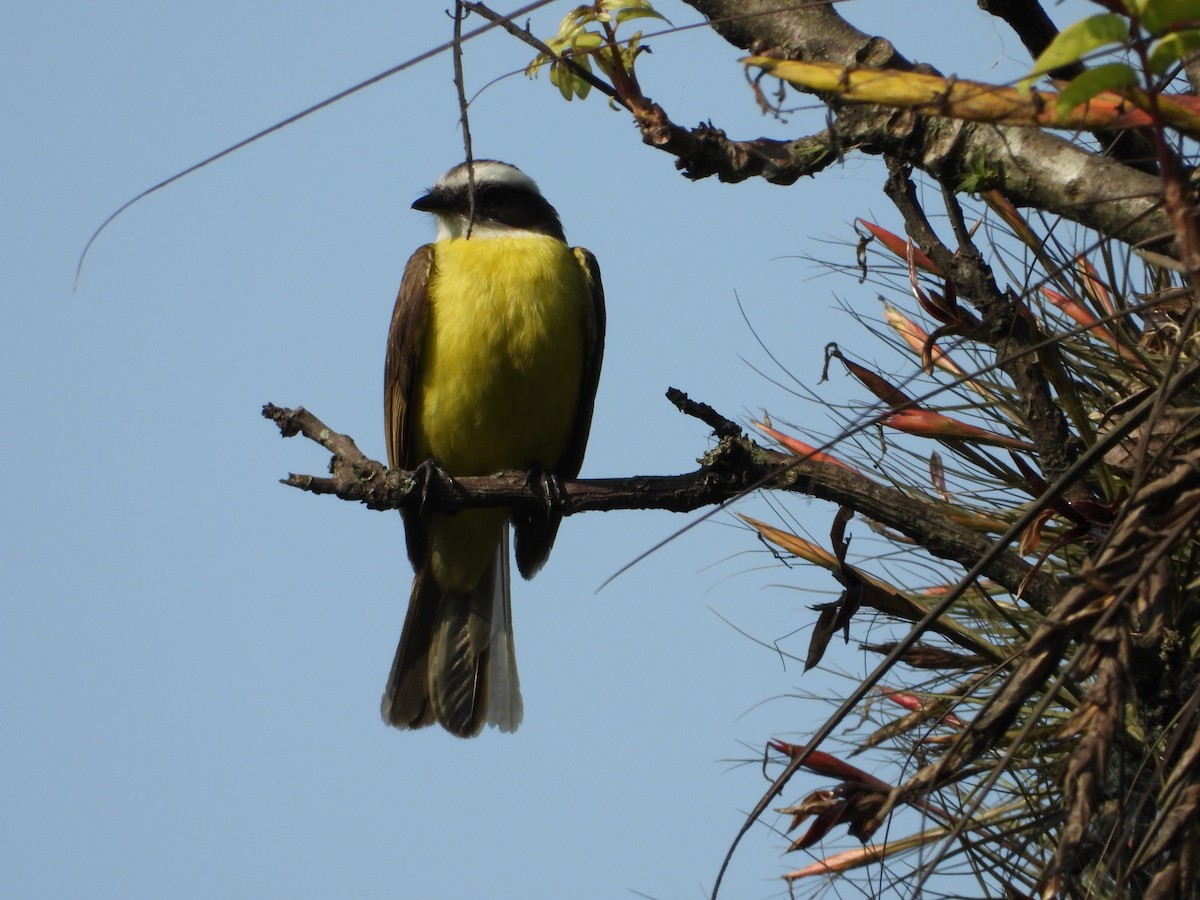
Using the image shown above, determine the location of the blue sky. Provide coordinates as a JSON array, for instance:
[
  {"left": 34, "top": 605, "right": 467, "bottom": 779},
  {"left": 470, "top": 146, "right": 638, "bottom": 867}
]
[{"left": 5, "top": 2, "right": 1090, "bottom": 897}]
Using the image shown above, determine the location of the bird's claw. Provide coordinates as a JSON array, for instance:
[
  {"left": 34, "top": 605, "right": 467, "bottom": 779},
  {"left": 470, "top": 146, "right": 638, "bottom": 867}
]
[
  {"left": 525, "top": 464, "right": 566, "bottom": 517},
  {"left": 411, "top": 458, "right": 456, "bottom": 515}
]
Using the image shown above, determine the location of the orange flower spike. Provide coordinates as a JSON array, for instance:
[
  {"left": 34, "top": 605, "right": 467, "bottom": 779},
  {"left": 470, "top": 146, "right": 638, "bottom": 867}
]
[
  {"left": 1077, "top": 256, "right": 1115, "bottom": 317},
  {"left": 784, "top": 845, "right": 887, "bottom": 879},
  {"left": 784, "top": 828, "right": 958, "bottom": 879},
  {"left": 882, "top": 408, "right": 1034, "bottom": 450},
  {"left": 1042, "top": 287, "right": 1120, "bottom": 349},
  {"left": 856, "top": 219, "right": 941, "bottom": 275},
  {"left": 840, "top": 357, "right": 914, "bottom": 409},
  {"left": 751, "top": 420, "right": 861, "bottom": 473},
  {"left": 982, "top": 190, "right": 1041, "bottom": 250},
  {"left": 741, "top": 516, "right": 841, "bottom": 570},
  {"left": 920, "top": 580, "right": 997, "bottom": 597},
  {"left": 878, "top": 687, "right": 964, "bottom": 728},
  {"left": 884, "top": 303, "right": 965, "bottom": 376},
  {"left": 879, "top": 686, "right": 924, "bottom": 713},
  {"left": 769, "top": 740, "right": 891, "bottom": 788}
]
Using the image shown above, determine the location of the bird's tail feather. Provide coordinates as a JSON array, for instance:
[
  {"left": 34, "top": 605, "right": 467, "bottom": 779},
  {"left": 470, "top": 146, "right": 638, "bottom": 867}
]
[
  {"left": 485, "top": 541, "right": 522, "bottom": 732},
  {"left": 381, "top": 533, "right": 522, "bottom": 737}
]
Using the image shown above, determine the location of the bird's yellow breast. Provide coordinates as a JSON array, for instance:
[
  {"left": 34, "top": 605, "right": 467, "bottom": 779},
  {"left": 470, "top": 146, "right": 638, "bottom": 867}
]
[{"left": 414, "top": 234, "right": 590, "bottom": 475}]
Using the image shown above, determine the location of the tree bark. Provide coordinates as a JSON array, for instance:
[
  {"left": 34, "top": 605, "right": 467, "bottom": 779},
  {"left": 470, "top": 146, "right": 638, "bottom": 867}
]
[
  {"left": 262, "top": 399, "right": 1062, "bottom": 612},
  {"left": 677, "top": 0, "right": 1168, "bottom": 246}
]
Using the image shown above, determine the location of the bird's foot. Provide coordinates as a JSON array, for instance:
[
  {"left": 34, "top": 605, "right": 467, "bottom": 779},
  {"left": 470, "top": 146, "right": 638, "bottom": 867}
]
[
  {"left": 410, "top": 458, "right": 457, "bottom": 515},
  {"left": 524, "top": 463, "right": 567, "bottom": 517}
]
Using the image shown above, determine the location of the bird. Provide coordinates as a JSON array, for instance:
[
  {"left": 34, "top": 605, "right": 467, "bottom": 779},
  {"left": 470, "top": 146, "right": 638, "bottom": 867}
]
[{"left": 380, "top": 160, "right": 605, "bottom": 737}]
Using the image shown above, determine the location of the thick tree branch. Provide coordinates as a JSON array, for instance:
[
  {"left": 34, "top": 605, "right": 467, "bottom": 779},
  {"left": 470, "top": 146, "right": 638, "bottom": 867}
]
[
  {"left": 468, "top": 0, "right": 1167, "bottom": 241},
  {"left": 676, "top": 0, "right": 1168, "bottom": 245},
  {"left": 261, "top": 397, "right": 1062, "bottom": 612}
]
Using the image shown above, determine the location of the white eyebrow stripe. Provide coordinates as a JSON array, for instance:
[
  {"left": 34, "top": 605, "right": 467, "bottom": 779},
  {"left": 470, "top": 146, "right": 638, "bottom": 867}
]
[{"left": 435, "top": 161, "right": 541, "bottom": 196}]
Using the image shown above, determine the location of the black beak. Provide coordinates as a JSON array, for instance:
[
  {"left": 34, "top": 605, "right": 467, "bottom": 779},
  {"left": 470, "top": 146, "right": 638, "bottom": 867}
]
[{"left": 411, "top": 189, "right": 452, "bottom": 213}]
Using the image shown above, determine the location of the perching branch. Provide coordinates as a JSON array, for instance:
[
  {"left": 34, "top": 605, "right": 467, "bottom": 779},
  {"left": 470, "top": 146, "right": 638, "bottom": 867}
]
[
  {"left": 261, "top": 392, "right": 1062, "bottom": 611},
  {"left": 262, "top": 396, "right": 779, "bottom": 515}
]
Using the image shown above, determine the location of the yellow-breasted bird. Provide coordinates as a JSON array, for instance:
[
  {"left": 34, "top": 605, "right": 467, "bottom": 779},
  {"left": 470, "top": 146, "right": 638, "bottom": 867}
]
[{"left": 381, "top": 160, "right": 605, "bottom": 737}]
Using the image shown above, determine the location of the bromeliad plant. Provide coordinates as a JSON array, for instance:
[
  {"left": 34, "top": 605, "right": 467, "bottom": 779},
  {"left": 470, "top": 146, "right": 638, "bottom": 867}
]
[
  {"left": 736, "top": 19, "right": 1200, "bottom": 898},
  {"left": 723, "top": 4, "right": 1200, "bottom": 896},
  {"left": 749, "top": 183, "right": 1200, "bottom": 893}
]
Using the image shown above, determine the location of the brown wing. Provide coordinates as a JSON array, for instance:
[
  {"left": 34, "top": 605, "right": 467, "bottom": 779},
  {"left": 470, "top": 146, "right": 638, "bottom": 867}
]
[
  {"left": 557, "top": 247, "right": 606, "bottom": 479},
  {"left": 512, "top": 247, "right": 606, "bottom": 578},
  {"left": 384, "top": 244, "right": 435, "bottom": 568}
]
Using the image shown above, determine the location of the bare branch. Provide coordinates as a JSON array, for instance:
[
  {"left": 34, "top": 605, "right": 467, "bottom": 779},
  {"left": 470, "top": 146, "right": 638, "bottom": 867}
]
[{"left": 260, "top": 399, "right": 1062, "bottom": 612}]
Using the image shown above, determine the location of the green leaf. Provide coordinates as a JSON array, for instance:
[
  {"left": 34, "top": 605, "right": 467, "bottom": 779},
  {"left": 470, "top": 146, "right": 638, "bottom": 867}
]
[
  {"left": 1054, "top": 62, "right": 1138, "bottom": 116},
  {"left": 573, "top": 31, "right": 604, "bottom": 51},
  {"left": 1140, "top": 0, "right": 1200, "bottom": 35},
  {"left": 600, "top": 0, "right": 670, "bottom": 27},
  {"left": 1149, "top": 28, "right": 1200, "bottom": 71},
  {"left": 617, "top": 6, "right": 670, "bottom": 27},
  {"left": 534, "top": 0, "right": 665, "bottom": 103},
  {"left": 551, "top": 8, "right": 592, "bottom": 44},
  {"left": 1027, "top": 13, "right": 1129, "bottom": 79},
  {"left": 549, "top": 63, "right": 569, "bottom": 100},
  {"left": 549, "top": 55, "right": 592, "bottom": 101}
]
